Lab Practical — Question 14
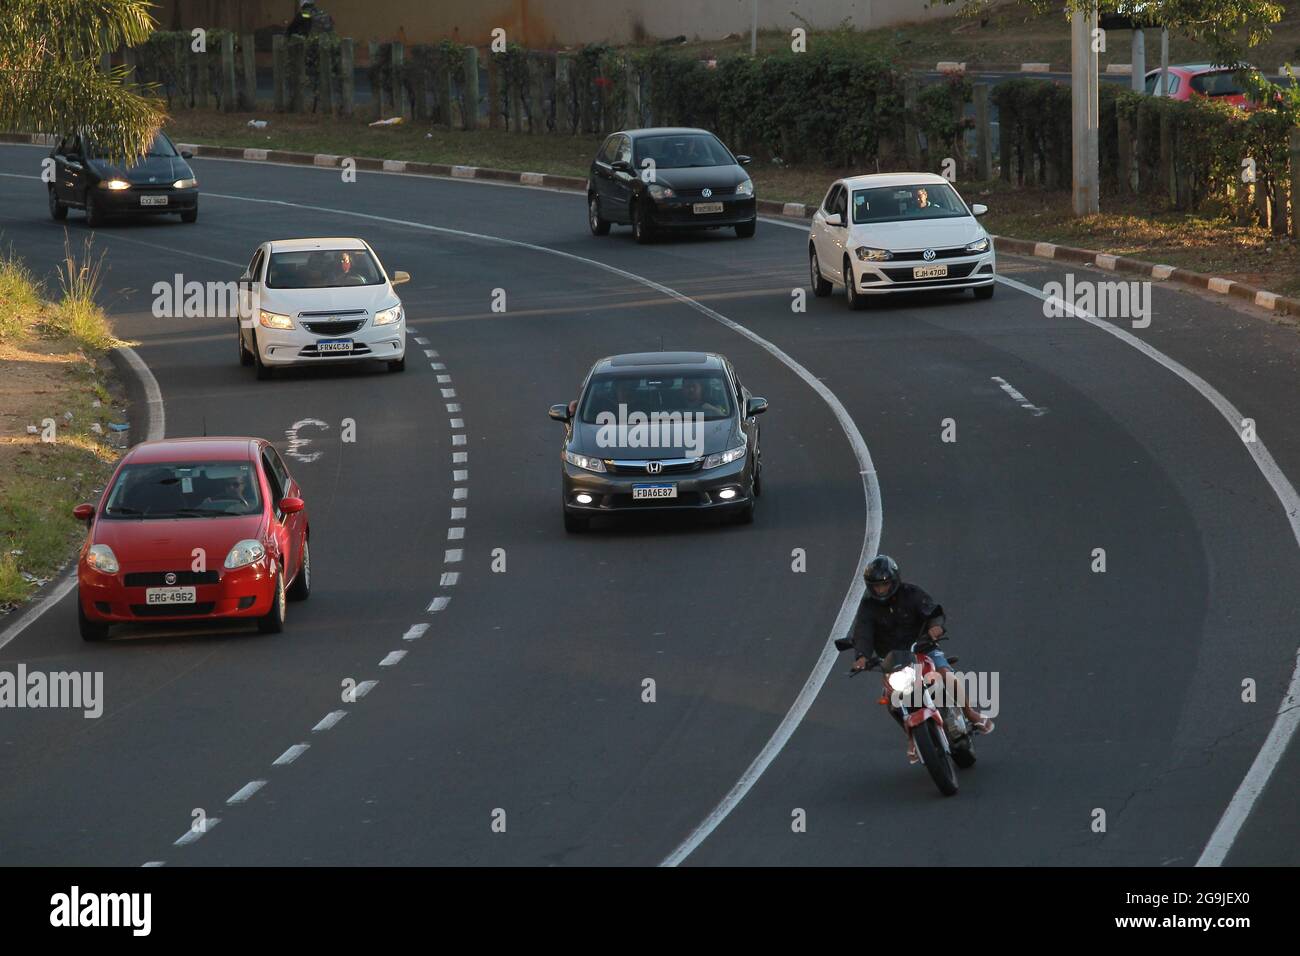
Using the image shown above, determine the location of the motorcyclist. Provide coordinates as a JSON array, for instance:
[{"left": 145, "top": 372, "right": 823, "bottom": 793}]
[{"left": 850, "top": 554, "right": 993, "bottom": 763}]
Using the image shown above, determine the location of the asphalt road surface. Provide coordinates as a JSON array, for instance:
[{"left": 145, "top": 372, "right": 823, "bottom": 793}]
[{"left": 1, "top": 145, "right": 1297, "bottom": 867}]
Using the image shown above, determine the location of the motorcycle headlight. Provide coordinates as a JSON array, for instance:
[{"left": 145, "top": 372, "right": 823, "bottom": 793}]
[
  {"left": 887, "top": 666, "right": 917, "bottom": 695},
  {"left": 703, "top": 444, "right": 746, "bottom": 469},
  {"left": 258, "top": 309, "right": 294, "bottom": 330},
  {"left": 564, "top": 449, "right": 606, "bottom": 473},
  {"left": 225, "top": 539, "right": 266, "bottom": 569},
  {"left": 647, "top": 183, "right": 675, "bottom": 200},
  {"left": 173, "top": 177, "right": 198, "bottom": 189},
  {"left": 99, "top": 179, "right": 131, "bottom": 190},
  {"left": 855, "top": 246, "right": 893, "bottom": 262},
  {"left": 374, "top": 304, "right": 403, "bottom": 325},
  {"left": 86, "top": 544, "right": 119, "bottom": 574},
  {"left": 964, "top": 236, "right": 990, "bottom": 254},
  {"left": 736, "top": 178, "right": 754, "bottom": 196}
]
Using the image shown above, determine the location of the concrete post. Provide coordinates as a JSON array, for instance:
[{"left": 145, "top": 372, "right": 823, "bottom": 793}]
[
  {"left": 368, "top": 41, "right": 384, "bottom": 118},
  {"left": 974, "top": 83, "right": 992, "bottom": 181},
  {"left": 463, "top": 46, "right": 481, "bottom": 129},
  {"left": 487, "top": 54, "right": 501, "bottom": 129},
  {"left": 339, "top": 38, "right": 355, "bottom": 117},
  {"left": 1131, "top": 29, "right": 1146, "bottom": 92},
  {"left": 1070, "top": 4, "right": 1099, "bottom": 215},
  {"left": 241, "top": 35, "right": 256, "bottom": 111},
  {"left": 273, "top": 35, "right": 286, "bottom": 112},
  {"left": 390, "top": 42, "right": 407, "bottom": 119},
  {"left": 319, "top": 42, "right": 335, "bottom": 115},
  {"left": 528, "top": 53, "right": 546, "bottom": 132},
  {"left": 291, "top": 37, "right": 306, "bottom": 113},
  {"left": 555, "top": 54, "right": 572, "bottom": 133}
]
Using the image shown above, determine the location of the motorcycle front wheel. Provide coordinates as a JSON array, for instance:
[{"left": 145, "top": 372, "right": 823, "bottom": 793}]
[{"left": 913, "top": 720, "right": 959, "bottom": 796}]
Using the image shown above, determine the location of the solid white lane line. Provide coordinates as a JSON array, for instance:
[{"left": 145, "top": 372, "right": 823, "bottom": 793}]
[
  {"left": 201, "top": 191, "right": 882, "bottom": 867},
  {"left": 997, "top": 274, "right": 1300, "bottom": 867},
  {"left": 990, "top": 375, "right": 1048, "bottom": 416},
  {"left": 379, "top": 650, "right": 407, "bottom": 667},
  {"left": 173, "top": 818, "right": 221, "bottom": 846},
  {"left": 312, "top": 710, "right": 348, "bottom": 731},
  {"left": 226, "top": 780, "right": 267, "bottom": 804},
  {"left": 401, "top": 624, "right": 430, "bottom": 641},
  {"left": 352, "top": 680, "right": 378, "bottom": 699},
  {"left": 427, "top": 596, "right": 450, "bottom": 612},
  {"left": 272, "top": 743, "right": 309, "bottom": 766}
]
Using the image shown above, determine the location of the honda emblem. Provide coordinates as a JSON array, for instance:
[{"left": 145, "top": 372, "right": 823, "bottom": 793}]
[{"left": 646, "top": 461, "right": 663, "bottom": 474}]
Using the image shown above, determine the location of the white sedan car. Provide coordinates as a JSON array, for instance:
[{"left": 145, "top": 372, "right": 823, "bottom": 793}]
[
  {"left": 808, "top": 173, "right": 995, "bottom": 309},
  {"left": 237, "top": 237, "right": 410, "bottom": 379}
]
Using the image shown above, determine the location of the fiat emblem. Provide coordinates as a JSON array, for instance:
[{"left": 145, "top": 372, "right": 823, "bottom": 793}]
[
  {"left": 646, "top": 461, "right": 663, "bottom": 475},
  {"left": 164, "top": 572, "right": 177, "bottom": 585},
  {"left": 701, "top": 188, "right": 712, "bottom": 198},
  {"left": 922, "top": 248, "right": 936, "bottom": 261}
]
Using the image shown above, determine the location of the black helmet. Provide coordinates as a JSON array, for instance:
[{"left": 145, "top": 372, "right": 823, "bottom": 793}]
[{"left": 864, "top": 554, "right": 900, "bottom": 602}]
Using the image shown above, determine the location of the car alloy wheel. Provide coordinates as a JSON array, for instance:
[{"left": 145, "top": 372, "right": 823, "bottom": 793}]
[
  {"left": 84, "top": 191, "right": 102, "bottom": 228},
  {"left": 288, "top": 540, "right": 311, "bottom": 600},
  {"left": 810, "top": 249, "right": 832, "bottom": 297},
  {"left": 257, "top": 571, "right": 286, "bottom": 633},
  {"left": 49, "top": 187, "right": 67, "bottom": 221},
  {"left": 589, "top": 195, "right": 610, "bottom": 236},
  {"left": 845, "top": 259, "right": 868, "bottom": 311}
]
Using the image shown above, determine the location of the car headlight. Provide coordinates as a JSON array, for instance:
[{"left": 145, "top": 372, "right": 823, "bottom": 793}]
[
  {"left": 647, "top": 183, "right": 675, "bottom": 200},
  {"left": 887, "top": 666, "right": 917, "bottom": 695},
  {"left": 374, "top": 304, "right": 403, "bottom": 325},
  {"left": 703, "top": 444, "right": 746, "bottom": 469},
  {"left": 855, "top": 246, "right": 893, "bottom": 262},
  {"left": 564, "top": 449, "right": 606, "bottom": 473},
  {"left": 86, "top": 544, "right": 119, "bottom": 574},
  {"left": 736, "top": 178, "right": 753, "bottom": 196},
  {"left": 173, "top": 177, "right": 198, "bottom": 189},
  {"left": 964, "top": 236, "right": 990, "bottom": 253},
  {"left": 258, "top": 309, "right": 294, "bottom": 330},
  {"left": 99, "top": 179, "right": 131, "bottom": 190},
  {"left": 224, "top": 539, "right": 266, "bottom": 569}
]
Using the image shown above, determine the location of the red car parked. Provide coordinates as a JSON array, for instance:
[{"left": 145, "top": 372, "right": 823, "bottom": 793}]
[
  {"left": 74, "top": 437, "right": 310, "bottom": 641},
  {"left": 1143, "top": 64, "right": 1256, "bottom": 109}
]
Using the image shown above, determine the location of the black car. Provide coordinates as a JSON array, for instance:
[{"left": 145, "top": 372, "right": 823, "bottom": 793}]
[
  {"left": 549, "top": 352, "right": 767, "bottom": 532},
  {"left": 48, "top": 131, "right": 199, "bottom": 226},
  {"left": 587, "top": 127, "right": 757, "bottom": 242}
]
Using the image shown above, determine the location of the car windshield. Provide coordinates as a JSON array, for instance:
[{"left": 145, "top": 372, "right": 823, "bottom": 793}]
[
  {"left": 87, "top": 133, "right": 178, "bottom": 160},
  {"left": 102, "top": 461, "right": 262, "bottom": 519},
  {"left": 633, "top": 134, "right": 734, "bottom": 169},
  {"left": 851, "top": 183, "right": 970, "bottom": 224},
  {"left": 266, "top": 249, "right": 385, "bottom": 288},
  {"left": 580, "top": 373, "right": 733, "bottom": 424}
]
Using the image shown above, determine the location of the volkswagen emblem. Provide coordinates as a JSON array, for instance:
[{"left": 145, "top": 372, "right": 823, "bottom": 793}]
[
  {"left": 646, "top": 461, "right": 663, "bottom": 475},
  {"left": 922, "top": 248, "right": 936, "bottom": 261},
  {"left": 164, "top": 572, "right": 177, "bottom": 585},
  {"left": 701, "top": 188, "right": 712, "bottom": 198}
]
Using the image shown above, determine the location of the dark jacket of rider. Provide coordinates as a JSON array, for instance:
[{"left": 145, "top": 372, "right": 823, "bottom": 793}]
[{"left": 850, "top": 582, "right": 945, "bottom": 660}]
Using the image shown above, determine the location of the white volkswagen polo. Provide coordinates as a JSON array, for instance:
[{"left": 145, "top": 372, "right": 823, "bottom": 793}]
[
  {"left": 807, "top": 173, "right": 995, "bottom": 309},
  {"left": 236, "top": 237, "right": 410, "bottom": 379}
]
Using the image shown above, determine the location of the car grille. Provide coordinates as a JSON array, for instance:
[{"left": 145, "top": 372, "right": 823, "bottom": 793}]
[
  {"left": 882, "top": 262, "right": 977, "bottom": 282},
  {"left": 608, "top": 492, "right": 707, "bottom": 507},
  {"left": 298, "top": 342, "right": 373, "bottom": 357},
  {"left": 890, "top": 246, "right": 976, "bottom": 262},
  {"left": 130, "top": 602, "right": 216, "bottom": 617},
  {"left": 302, "top": 319, "right": 366, "bottom": 335},
  {"left": 125, "top": 571, "right": 220, "bottom": 587},
  {"left": 605, "top": 458, "right": 703, "bottom": 475},
  {"left": 675, "top": 186, "right": 736, "bottom": 198}
]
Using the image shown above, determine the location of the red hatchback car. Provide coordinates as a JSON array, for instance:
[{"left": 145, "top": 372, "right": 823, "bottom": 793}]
[{"left": 73, "top": 437, "right": 310, "bottom": 641}]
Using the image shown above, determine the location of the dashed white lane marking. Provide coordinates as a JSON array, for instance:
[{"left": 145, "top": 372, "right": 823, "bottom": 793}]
[
  {"left": 451, "top": 507, "right": 467, "bottom": 520},
  {"left": 453, "top": 469, "right": 468, "bottom": 482},
  {"left": 272, "top": 743, "right": 310, "bottom": 766},
  {"left": 427, "top": 596, "right": 451, "bottom": 612},
  {"left": 402, "top": 624, "right": 430, "bottom": 641},
  {"left": 447, "top": 526, "right": 465, "bottom": 539},
  {"left": 990, "top": 375, "right": 1048, "bottom": 416},
  {"left": 227, "top": 780, "right": 267, "bottom": 804},
  {"left": 440, "top": 572, "right": 460, "bottom": 586},
  {"left": 450, "top": 418, "right": 465, "bottom": 428},
  {"left": 142, "top": 861, "right": 165, "bottom": 867},
  {"left": 174, "top": 819, "right": 221, "bottom": 846},
  {"left": 441, "top": 388, "right": 457, "bottom": 398},
  {"left": 414, "top": 336, "right": 430, "bottom": 345},
  {"left": 379, "top": 650, "right": 407, "bottom": 667},
  {"left": 446, "top": 403, "right": 461, "bottom": 412},
  {"left": 452, "top": 434, "right": 467, "bottom": 446},
  {"left": 431, "top": 362, "right": 446, "bottom": 370},
  {"left": 352, "top": 680, "right": 378, "bottom": 699},
  {"left": 444, "top": 549, "right": 463, "bottom": 563},
  {"left": 452, "top": 488, "right": 468, "bottom": 500},
  {"left": 424, "top": 349, "right": 436, "bottom": 358},
  {"left": 312, "top": 710, "right": 347, "bottom": 731},
  {"left": 437, "top": 374, "right": 452, "bottom": 383},
  {"left": 453, "top": 452, "right": 467, "bottom": 463}
]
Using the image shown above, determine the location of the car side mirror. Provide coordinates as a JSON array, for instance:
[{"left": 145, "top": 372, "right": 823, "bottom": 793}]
[
  {"left": 610, "top": 159, "right": 632, "bottom": 173},
  {"left": 735, "top": 154, "right": 752, "bottom": 166},
  {"left": 280, "top": 497, "right": 304, "bottom": 514},
  {"left": 181, "top": 150, "right": 193, "bottom": 159},
  {"left": 391, "top": 271, "right": 410, "bottom": 285},
  {"left": 548, "top": 403, "right": 571, "bottom": 422},
  {"left": 971, "top": 203, "right": 988, "bottom": 217},
  {"left": 746, "top": 397, "right": 769, "bottom": 417},
  {"left": 824, "top": 212, "right": 842, "bottom": 227},
  {"left": 73, "top": 503, "right": 95, "bottom": 523}
]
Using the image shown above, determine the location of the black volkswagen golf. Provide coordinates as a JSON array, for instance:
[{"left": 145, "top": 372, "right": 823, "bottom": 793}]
[
  {"left": 587, "top": 127, "right": 757, "bottom": 242},
  {"left": 549, "top": 352, "right": 767, "bottom": 532},
  {"left": 48, "top": 131, "right": 199, "bottom": 226}
]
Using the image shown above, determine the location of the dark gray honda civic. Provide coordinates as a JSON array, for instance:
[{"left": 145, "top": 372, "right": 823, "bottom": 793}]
[{"left": 549, "top": 352, "right": 767, "bottom": 532}]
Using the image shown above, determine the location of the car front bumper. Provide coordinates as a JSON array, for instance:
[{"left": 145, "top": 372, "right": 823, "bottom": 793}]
[
  {"left": 78, "top": 559, "right": 278, "bottom": 623},
  {"left": 851, "top": 251, "right": 996, "bottom": 294},
  {"left": 255, "top": 320, "right": 406, "bottom": 366},
  {"left": 96, "top": 187, "right": 198, "bottom": 214},
  {"left": 647, "top": 195, "right": 757, "bottom": 229},
  {"left": 561, "top": 457, "right": 753, "bottom": 515}
]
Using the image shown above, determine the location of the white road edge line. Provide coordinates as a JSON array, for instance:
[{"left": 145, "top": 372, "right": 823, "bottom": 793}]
[{"left": 996, "top": 274, "right": 1300, "bottom": 867}]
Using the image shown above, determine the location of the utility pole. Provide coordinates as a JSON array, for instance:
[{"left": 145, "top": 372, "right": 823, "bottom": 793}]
[
  {"left": 1131, "top": 28, "right": 1146, "bottom": 92},
  {"left": 1071, "top": 2, "right": 1100, "bottom": 215}
]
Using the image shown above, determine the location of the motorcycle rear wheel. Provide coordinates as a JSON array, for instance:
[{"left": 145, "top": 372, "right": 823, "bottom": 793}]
[{"left": 913, "top": 721, "right": 959, "bottom": 796}]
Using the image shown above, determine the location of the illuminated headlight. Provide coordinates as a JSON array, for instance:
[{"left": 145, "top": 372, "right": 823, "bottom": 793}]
[
  {"left": 99, "top": 179, "right": 131, "bottom": 190},
  {"left": 574, "top": 493, "right": 594, "bottom": 504},
  {"left": 736, "top": 179, "right": 753, "bottom": 196},
  {"left": 258, "top": 309, "right": 294, "bottom": 330},
  {"left": 703, "top": 444, "right": 746, "bottom": 469},
  {"left": 564, "top": 449, "right": 606, "bottom": 473},
  {"left": 647, "top": 183, "right": 675, "bottom": 200},
  {"left": 964, "top": 236, "right": 990, "bottom": 254},
  {"left": 224, "top": 539, "right": 266, "bottom": 569},
  {"left": 855, "top": 246, "right": 893, "bottom": 262},
  {"left": 86, "top": 544, "right": 119, "bottom": 574},
  {"left": 374, "top": 304, "right": 403, "bottom": 325},
  {"left": 173, "top": 177, "right": 198, "bottom": 189},
  {"left": 887, "top": 666, "right": 917, "bottom": 695}
]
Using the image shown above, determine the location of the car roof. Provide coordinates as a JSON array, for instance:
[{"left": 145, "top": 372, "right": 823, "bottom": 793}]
[
  {"left": 124, "top": 437, "right": 260, "bottom": 464},
  {"left": 1146, "top": 64, "right": 1248, "bottom": 75},
  {"left": 837, "top": 172, "right": 952, "bottom": 190},
  {"left": 268, "top": 237, "right": 368, "bottom": 252},
  {"left": 618, "top": 127, "right": 715, "bottom": 140},
  {"left": 592, "top": 351, "right": 725, "bottom": 375}
]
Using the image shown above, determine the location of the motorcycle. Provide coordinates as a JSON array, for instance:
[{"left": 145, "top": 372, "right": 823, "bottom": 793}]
[{"left": 834, "top": 634, "right": 977, "bottom": 796}]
